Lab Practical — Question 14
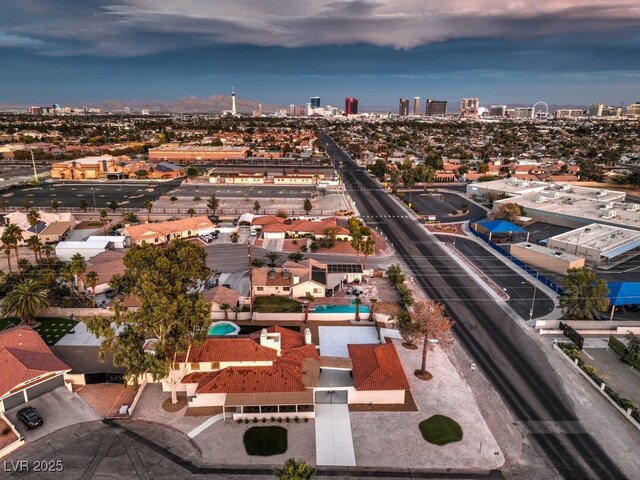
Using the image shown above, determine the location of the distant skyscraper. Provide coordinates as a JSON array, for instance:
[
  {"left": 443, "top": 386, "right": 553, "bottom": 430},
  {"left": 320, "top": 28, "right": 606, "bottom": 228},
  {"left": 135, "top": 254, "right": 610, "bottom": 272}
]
[
  {"left": 289, "top": 104, "right": 296, "bottom": 116},
  {"left": 489, "top": 105, "right": 506, "bottom": 117},
  {"left": 425, "top": 99, "right": 447, "bottom": 116},
  {"left": 460, "top": 98, "right": 479, "bottom": 117},
  {"left": 124, "top": 106, "right": 131, "bottom": 115},
  {"left": 514, "top": 107, "right": 534, "bottom": 119},
  {"left": 399, "top": 98, "right": 409, "bottom": 116},
  {"left": 413, "top": 97, "right": 420, "bottom": 116},
  {"left": 345, "top": 97, "right": 358, "bottom": 115},
  {"left": 310, "top": 97, "right": 321, "bottom": 108},
  {"left": 231, "top": 87, "right": 237, "bottom": 115}
]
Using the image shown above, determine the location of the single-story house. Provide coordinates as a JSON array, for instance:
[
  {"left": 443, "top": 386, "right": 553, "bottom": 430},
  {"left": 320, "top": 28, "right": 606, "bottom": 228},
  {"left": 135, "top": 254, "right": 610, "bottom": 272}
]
[
  {"left": 55, "top": 236, "right": 127, "bottom": 262},
  {"left": 203, "top": 286, "right": 241, "bottom": 315},
  {"left": 122, "top": 216, "right": 216, "bottom": 245},
  {"left": 2, "top": 211, "right": 77, "bottom": 244},
  {"left": 77, "top": 250, "right": 126, "bottom": 295},
  {"left": 250, "top": 215, "right": 351, "bottom": 241},
  {"left": 0, "top": 327, "right": 71, "bottom": 413}
]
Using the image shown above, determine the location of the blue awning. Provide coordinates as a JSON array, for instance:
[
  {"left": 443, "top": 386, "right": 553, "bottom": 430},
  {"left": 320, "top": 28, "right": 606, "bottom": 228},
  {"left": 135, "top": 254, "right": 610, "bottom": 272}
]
[
  {"left": 476, "top": 219, "right": 527, "bottom": 234},
  {"left": 608, "top": 282, "right": 640, "bottom": 306},
  {"left": 601, "top": 238, "right": 640, "bottom": 259}
]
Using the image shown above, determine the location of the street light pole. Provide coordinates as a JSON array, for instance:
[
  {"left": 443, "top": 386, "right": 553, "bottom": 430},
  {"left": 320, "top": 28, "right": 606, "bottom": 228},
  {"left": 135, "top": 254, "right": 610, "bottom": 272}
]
[
  {"left": 529, "top": 284, "right": 537, "bottom": 322},
  {"left": 91, "top": 187, "right": 96, "bottom": 209}
]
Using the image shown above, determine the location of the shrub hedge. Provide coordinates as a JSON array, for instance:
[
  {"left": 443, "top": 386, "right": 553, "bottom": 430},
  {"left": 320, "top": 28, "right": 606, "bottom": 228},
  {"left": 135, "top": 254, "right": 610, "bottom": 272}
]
[{"left": 608, "top": 335, "right": 640, "bottom": 370}]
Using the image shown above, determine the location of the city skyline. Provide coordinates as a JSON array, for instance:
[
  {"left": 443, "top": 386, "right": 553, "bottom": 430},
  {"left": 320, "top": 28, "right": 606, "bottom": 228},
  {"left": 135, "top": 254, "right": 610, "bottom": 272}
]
[{"left": 0, "top": 1, "right": 639, "bottom": 106}]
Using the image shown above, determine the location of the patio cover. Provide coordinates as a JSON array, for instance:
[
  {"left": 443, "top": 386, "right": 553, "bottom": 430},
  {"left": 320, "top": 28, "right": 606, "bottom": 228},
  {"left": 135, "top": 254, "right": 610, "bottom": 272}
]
[
  {"left": 476, "top": 219, "right": 527, "bottom": 234},
  {"left": 607, "top": 282, "right": 640, "bottom": 306}
]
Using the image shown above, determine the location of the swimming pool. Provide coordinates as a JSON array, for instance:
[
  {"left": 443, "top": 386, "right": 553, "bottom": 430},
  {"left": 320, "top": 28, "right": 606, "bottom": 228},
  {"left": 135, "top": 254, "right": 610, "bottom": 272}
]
[
  {"left": 312, "top": 303, "right": 370, "bottom": 314},
  {"left": 208, "top": 321, "right": 240, "bottom": 336}
]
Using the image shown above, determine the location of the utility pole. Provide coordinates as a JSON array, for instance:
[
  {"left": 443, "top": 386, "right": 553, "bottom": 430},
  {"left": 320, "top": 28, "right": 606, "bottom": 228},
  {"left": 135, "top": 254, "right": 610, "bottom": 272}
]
[{"left": 30, "top": 150, "right": 39, "bottom": 182}]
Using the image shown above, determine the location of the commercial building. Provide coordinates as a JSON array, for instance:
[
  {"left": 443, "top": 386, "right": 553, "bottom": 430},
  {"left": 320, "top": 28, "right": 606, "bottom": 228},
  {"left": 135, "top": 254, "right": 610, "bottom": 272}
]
[
  {"left": 398, "top": 98, "right": 409, "bottom": 116},
  {"left": 460, "top": 98, "right": 479, "bottom": 117},
  {"left": 310, "top": 97, "right": 321, "bottom": 108},
  {"left": 554, "top": 109, "right": 583, "bottom": 119},
  {"left": 510, "top": 242, "right": 585, "bottom": 275},
  {"left": 148, "top": 146, "right": 247, "bottom": 163},
  {"left": 626, "top": 103, "right": 640, "bottom": 117},
  {"left": 547, "top": 223, "right": 640, "bottom": 268},
  {"left": 413, "top": 97, "right": 420, "bottom": 116},
  {"left": 514, "top": 107, "right": 535, "bottom": 119},
  {"left": 589, "top": 103, "right": 623, "bottom": 117},
  {"left": 490, "top": 105, "right": 507, "bottom": 117},
  {"left": 344, "top": 97, "right": 358, "bottom": 116},
  {"left": 425, "top": 99, "right": 447, "bottom": 116}
]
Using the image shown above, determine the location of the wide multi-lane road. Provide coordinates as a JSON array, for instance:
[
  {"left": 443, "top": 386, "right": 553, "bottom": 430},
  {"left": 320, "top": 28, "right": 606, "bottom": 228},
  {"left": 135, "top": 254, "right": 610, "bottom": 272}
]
[{"left": 319, "top": 131, "right": 627, "bottom": 480}]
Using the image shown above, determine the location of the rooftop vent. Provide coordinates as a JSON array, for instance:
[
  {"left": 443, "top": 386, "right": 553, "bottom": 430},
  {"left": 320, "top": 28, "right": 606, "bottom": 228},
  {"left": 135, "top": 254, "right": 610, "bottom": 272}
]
[
  {"left": 602, "top": 210, "right": 617, "bottom": 219},
  {"left": 536, "top": 196, "right": 548, "bottom": 203},
  {"left": 627, "top": 203, "right": 639, "bottom": 212},
  {"left": 268, "top": 269, "right": 276, "bottom": 279}
]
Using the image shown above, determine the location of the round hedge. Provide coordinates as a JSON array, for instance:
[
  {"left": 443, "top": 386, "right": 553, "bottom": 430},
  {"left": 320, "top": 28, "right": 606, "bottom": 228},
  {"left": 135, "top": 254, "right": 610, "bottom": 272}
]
[{"left": 419, "top": 415, "right": 463, "bottom": 445}]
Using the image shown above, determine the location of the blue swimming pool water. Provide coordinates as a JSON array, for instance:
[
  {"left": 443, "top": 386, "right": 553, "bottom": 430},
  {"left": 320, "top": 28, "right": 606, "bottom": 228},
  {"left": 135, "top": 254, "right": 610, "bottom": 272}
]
[
  {"left": 312, "top": 303, "right": 370, "bottom": 314},
  {"left": 208, "top": 323, "right": 238, "bottom": 335}
]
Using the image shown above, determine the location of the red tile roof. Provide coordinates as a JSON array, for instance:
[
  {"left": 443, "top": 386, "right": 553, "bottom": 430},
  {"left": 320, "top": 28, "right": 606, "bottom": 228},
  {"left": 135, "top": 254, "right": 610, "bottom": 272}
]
[
  {"left": 193, "top": 366, "right": 307, "bottom": 394},
  {"left": 249, "top": 326, "right": 305, "bottom": 349},
  {"left": 176, "top": 338, "right": 277, "bottom": 363},
  {"left": 0, "top": 326, "right": 70, "bottom": 397},
  {"left": 348, "top": 343, "right": 410, "bottom": 391}
]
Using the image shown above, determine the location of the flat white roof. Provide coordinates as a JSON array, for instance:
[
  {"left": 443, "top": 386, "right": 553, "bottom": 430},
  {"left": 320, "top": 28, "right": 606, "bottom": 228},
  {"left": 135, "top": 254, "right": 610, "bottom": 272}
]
[
  {"left": 513, "top": 241, "right": 583, "bottom": 261},
  {"left": 56, "top": 238, "right": 111, "bottom": 249},
  {"left": 549, "top": 223, "right": 640, "bottom": 253}
]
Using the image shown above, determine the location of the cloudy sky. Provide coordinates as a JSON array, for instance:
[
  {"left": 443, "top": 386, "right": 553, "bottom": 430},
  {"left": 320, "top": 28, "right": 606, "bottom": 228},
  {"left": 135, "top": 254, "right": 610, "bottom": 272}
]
[{"left": 1, "top": 0, "right": 639, "bottom": 108}]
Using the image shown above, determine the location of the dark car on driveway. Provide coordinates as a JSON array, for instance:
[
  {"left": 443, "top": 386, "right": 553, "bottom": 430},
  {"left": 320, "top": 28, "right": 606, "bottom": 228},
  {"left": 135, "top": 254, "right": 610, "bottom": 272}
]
[{"left": 17, "top": 406, "right": 43, "bottom": 430}]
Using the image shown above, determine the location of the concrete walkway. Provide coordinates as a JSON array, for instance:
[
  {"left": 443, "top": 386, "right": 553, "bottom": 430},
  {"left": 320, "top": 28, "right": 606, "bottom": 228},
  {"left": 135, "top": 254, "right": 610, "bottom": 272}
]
[
  {"left": 315, "top": 404, "right": 356, "bottom": 466},
  {"left": 187, "top": 412, "right": 234, "bottom": 438},
  {"left": 56, "top": 321, "right": 101, "bottom": 346},
  {"left": 262, "top": 238, "right": 284, "bottom": 252}
]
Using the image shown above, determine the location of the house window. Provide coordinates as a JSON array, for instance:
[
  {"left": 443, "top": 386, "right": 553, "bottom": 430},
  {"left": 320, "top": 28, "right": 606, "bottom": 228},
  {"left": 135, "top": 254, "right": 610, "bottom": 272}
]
[
  {"left": 313, "top": 288, "right": 321, "bottom": 294},
  {"left": 283, "top": 287, "right": 290, "bottom": 291},
  {"left": 257, "top": 287, "right": 264, "bottom": 292},
  {"left": 190, "top": 362, "right": 200, "bottom": 371}
]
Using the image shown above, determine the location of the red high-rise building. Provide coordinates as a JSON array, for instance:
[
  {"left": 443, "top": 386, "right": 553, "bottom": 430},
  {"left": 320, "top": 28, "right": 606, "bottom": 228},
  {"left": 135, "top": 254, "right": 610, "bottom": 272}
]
[{"left": 345, "top": 97, "right": 358, "bottom": 115}]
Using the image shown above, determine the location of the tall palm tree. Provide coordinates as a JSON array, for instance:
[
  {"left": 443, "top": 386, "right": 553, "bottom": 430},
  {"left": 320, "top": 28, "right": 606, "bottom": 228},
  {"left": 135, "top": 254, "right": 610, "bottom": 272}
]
[
  {"left": 17, "top": 258, "right": 31, "bottom": 275},
  {"left": 144, "top": 200, "right": 153, "bottom": 222},
  {"left": 26, "top": 235, "right": 43, "bottom": 264},
  {"left": 361, "top": 236, "right": 376, "bottom": 269},
  {"left": 303, "top": 292, "right": 315, "bottom": 323},
  {"left": 26, "top": 208, "right": 41, "bottom": 235},
  {"left": 85, "top": 270, "right": 99, "bottom": 307},
  {"left": 354, "top": 297, "right": 362, "bottom": 322},
  {"left": 265, "top": 251, "right": 280, "bottom": 267},
  {"left": 37, "top": 267, "right": 56, "bottom": 297},
  {"left": 41, "top": 244, "right": 54, "bottom": 264},
  {"left": 369, "top": 298, "right": 377, "bottom": 322},
  {"left": 2, "top": 278, "right": 50, "bottom": 326},
  {"left": 99, "top": 209, "right": 109, "bottom": 234},
  {"left": 69, "top": 253, "right": 88, "bottom": 294},
  {"left": 187, "top": 208, "right": 196, "bottom": 218},
  {"left": 2, "top": 244, "right": 13, "bottom": 274},
  {"left": 220, "top": 303, "right": 231, "bottom": 321},
  {"left": 350, "top": 235, "right": 363, "bottom": 262},
  {"left": 61, "top": 263, "right": 74, "bottom": 299},
  {"left": 273, "top": 458, "right": 317, "bottom": 480},
  {"left": 1, "top": 222, "right": 22, "bottom": 267}
]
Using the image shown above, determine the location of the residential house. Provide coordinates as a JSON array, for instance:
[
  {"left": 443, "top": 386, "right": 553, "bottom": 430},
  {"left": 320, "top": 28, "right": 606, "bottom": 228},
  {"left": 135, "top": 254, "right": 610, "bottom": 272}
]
[
  {"left": 251, "top": 215, "right": 351, "bottom": 241},
  {"left": 150, "top": 162, "right": 186, "bottom": 179},
  {"left": 122, "top": 216, "right": 216, "bottom": 245},
  {"left": 203, "top": 286, "right": 241, "bottom": 317},
  {"left": 2, "top": 211, "right": 76, "bottom": 244},
  {"left": 0, "top": 327, "right": 71, "bottom": 413},
  {"left": 76, "top": 250, "right": 126, "bottom": 295}
]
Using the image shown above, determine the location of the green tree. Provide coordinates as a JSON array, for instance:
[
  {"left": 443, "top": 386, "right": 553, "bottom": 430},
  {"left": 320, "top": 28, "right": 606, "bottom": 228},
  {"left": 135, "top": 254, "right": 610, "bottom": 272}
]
[
  {"left": 350, "top": 236, "right": 363, "bottom": 262},
  {"left": 559, "top": 268, "right": 610, "bottom": 320},
  {"left": 303, "top": 292, "right": 315, "bottom": 323},
  {"left": 273, "top": 458, "right": 316, "bottom": 480},
  {"left": 85, "top": 271, "right": 99, "bottom": 307},
  {"left": 220, "top": 303, "right": 231, "bottom": 321},
  {"left": 489, "top": 202, "right": 523, "bottom": 224},
  {"left": 230, "top": 231, "right": 239, "bottom": 243},
  {"left": 251, "top": 258, "right": 266, "bottom": 267},
  {"left": 287, "top": 252, "right": 304, "bottom": 263},
  {"left": 26, "top": 235, "right": 42, "bottom": 264},
  {"left": 80, "top": 199, "right": 89, "bottom": 212},
  {"left": 265, "top": 251, "right": 280, "bottom": 267},
  {"left": 17, "top": 258, "right": 31, "bottom": 274},
  {"left": 69, "top": 253, "right": 88, "bottom": 295},
  {"left": 144, "top": 200, "right": 153, "bottom": 222},
  {"left": 369, "top": 298, "right": 377, "bottom": 322},
  {"left": 396, "top": 310, "right": 418, "bottom": 347},
  {"left": 354, "top": 297, "right": 362, "bottom": 322},
  {"left": 2, "top": 278, "right": 50, "bottom": 326},
  {"left": 253, "top": 200, "right": 261, "bottom": 214},
  {"left": 303, "top": 198, "right": 313, "bottom": 215},
  {"left": 186, "top": 166, "right": 199, "bottom": 179},
  {"left": 1, "top": 222, "right": 22, "bottom": 269},
  {"left": 85, "top": 240, "right": 211, "bottom": 402},
  {"left": 626, "top": 332, "right": 640, "bottom": 354},
  {"left": 412, "top": 300, "right": 454, "bottom": 380},
  {"left": 187, "top": 208, "right": 196, "bottom": 218},
  {"left": 50, "top": 199, "right": 60, "bottom": 211},
  {"left": 207, "top": 194, "right": 220, "bottom": 214},
  {"left": 108, "top": 200, "right": 119, "bottom": 212},
  {"left": 41, "top": 244, "right": 54, "bottom": 264}
]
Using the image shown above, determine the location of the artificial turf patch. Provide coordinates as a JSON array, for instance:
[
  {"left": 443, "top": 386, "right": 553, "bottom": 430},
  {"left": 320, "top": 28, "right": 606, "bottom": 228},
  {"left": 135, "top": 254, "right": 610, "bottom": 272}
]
[{"left": 243, "top": 426, "right": 288, "bottom": 456}]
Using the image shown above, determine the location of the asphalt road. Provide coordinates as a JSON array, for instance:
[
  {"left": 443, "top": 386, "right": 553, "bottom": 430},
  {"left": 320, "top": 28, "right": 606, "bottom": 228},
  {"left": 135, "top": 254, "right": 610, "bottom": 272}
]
[
  {"left": 399, "top": 191, "right": 486, "bottom": 223},
  {"left": 1, "top": 179, "right": 182, "bottom": 208},
  {"left": 320, "top": 131, "right": 627, "bottom": 480}
]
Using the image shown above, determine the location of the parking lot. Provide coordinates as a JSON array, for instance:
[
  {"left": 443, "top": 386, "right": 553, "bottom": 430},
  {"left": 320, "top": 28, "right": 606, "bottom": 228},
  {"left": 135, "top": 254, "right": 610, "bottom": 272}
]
[
  {"left": 1, "top": 179, "right": 181, "bottom": 208},
  {"left": 6, "top": 387, "right": 100, "bottom": 442},
  {"left": 400, "top": 191, "right": 485, "bottom": 223},
  {"left": 177, "top": 184, "right": 317, "bottom": 198}
]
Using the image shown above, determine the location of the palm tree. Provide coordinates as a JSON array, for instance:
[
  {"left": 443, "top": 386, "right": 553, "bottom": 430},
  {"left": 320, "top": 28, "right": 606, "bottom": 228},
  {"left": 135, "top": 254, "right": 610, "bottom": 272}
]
[
  {"left": 207, "top": 194, "right": 219, "bottom": 214},
  {"left": 220, "top": 303, "right": 231, "bottom": 321},
  {"left": 230, "top": 231, "right": 239, "bottom": 243},
  {"left": 144, "top": 200, "right": 153, "bottom": 222},
  {"left": 41, "top": 244, "right": 54, "bottom": 264},
  {"left": 1, "top": 222, "right": 22, "bottom": 267},
  {"left": 350, "top": 235, "right": 362, "bottom": 262},
  {"left": 187, "top": 208, "right": 196, "bottom": 218},
  {"left": 37, "top": 267, "right": 56, "bottom": 297},
  {"left": 354, "top": 297, "right": 362, "bottom": 322},
  {"left": 287, "top": 252, "right": 304, "bottom": 263},
  {"left": 108, "top": 200, "right": 119, "bottom": 213},
  {"left": 369, "top": 298, "right": 377, "bottom": 322},
  {"left": 303, "top": 292, "right": 315, "bottom": 323},
  {"left": 2, "top": 244, "right": 13, "bottom": 274},
  {"left": 251, "top": 258, "right": 266, "bottom": 267},
  {"left": 85, "top": 271, "right": 99, "bottom": 307},
  {"left": 61, "top": 263, "right": 74, "bottom": 299},
  {"left": 273, "top": 458, "right": 317, "bottom": 480},
  {"left": 17, "top": 258, "right": 31, "bottom": 275},
  {"left": 265, "top": 251, "right": 280, "bottom": 267},
  {"left": 2, "top": 278, "right": 50, "bottom": 326},
  {"left": 69, "top": 253, "right": 88, "bottom": 295},
  {"left": 26, "top": 235, "right": 43, "bottom": 264},
  {"left": 26, "top": 208, "right": 40, "bottom": 235},
  {"left": 253, "top": 200, "right": 261, "bottom": 214},
  {"left": 100, "top": 209, "right": 109, "bottom": 234},
  {"left": 361, "top": 236, "right": 376, "bottom": 269},
  {"left": 80, "top": 199, "right": 89, "bottom": 212}
]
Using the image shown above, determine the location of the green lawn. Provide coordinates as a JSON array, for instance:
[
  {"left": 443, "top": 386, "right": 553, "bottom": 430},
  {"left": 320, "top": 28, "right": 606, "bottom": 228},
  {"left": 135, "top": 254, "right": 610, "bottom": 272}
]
[
  {"left": 243, "top": 426, "right": 288, "bottom": 456},
  {"left": 0, "top": 317, "right": 78, "bottom": 345},
  {"left": 419, "top": 415, "right": 463, "bottom": 445},
  {"left": 252, "top": 296, "right": 302, "bottom": 313}
]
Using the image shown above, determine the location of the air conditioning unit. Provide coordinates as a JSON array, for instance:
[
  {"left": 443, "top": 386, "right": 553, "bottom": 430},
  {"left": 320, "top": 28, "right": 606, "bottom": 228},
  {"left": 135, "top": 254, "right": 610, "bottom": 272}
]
[
  {"left": 536, "top": 196, "right": 548, "bottom": 203},
  {"left": 597, "top": 190, "right": 608, "bottom": 197},
  {"left": 627, "top": 203, "right": 639, "bottom": 212},
  {"left": 602, "top": 210, "right": 617, "bottom": 219},
  {"left": 601, "top": 202, "right": 614, "bottom": 210}
]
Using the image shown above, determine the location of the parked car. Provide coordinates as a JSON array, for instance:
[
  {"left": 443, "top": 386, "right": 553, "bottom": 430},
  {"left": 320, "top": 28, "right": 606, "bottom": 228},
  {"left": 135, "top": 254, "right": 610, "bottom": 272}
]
[
  {"left": 104, "top": 289, "right": 117, "bottom": 299},
  {"left": 199, "top": 234, "right": 213, "bottom": 243},
  {"left": 17, "top": 406, "right": 43, "bottom": 430}
]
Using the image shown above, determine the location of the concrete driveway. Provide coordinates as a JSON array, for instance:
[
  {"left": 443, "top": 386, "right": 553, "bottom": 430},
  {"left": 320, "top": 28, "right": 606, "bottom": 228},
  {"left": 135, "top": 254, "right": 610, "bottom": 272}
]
[
  {"left": 315, "top": 404, "right": 356, "bottom": 466},
  {"left": 6, "top": 386, "right": 100, "bottom": 442}
]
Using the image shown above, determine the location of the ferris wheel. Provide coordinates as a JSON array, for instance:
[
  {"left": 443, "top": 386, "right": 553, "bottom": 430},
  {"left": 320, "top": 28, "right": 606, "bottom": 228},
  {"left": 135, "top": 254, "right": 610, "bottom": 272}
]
[{"left": 532, "top": 101, "right": 549, "bottom": 118}]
